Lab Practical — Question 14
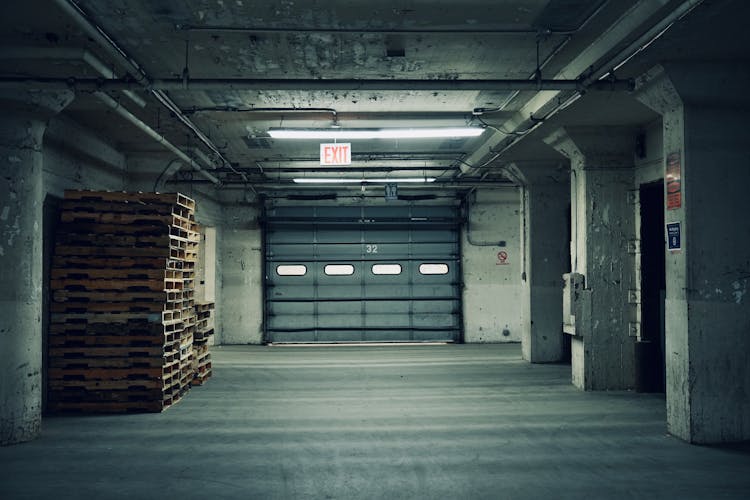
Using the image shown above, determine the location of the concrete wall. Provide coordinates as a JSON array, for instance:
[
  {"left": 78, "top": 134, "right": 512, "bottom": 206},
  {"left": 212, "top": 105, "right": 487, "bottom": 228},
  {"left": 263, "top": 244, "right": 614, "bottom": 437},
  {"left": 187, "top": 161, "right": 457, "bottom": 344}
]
[
  {"left": 545, "top": 126, "right": 638, "bottom": 390},
  {"left": 44, "top": 116, "right": 127, "bottom": 195},
  {"left": 220, "top": 203, "right": 264, "bottom": 344},
  {"left": 681, "top": 104, "right": 750, "bottom": 443},
  {"left": 636, "top": 63, "right": 750, "bottom": 443},
  {"left": 462, "top": 188, "right": 523, "bottom": 343},
  {"left": 519, "top": 171, "right": 570, "bottom": 362}
]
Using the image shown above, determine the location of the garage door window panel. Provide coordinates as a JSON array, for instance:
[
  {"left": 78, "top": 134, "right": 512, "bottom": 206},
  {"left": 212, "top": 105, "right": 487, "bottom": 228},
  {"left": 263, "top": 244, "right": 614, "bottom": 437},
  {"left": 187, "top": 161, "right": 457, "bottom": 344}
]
[{"left": 276, "top": 264, "right": 307, "bottom": 276}]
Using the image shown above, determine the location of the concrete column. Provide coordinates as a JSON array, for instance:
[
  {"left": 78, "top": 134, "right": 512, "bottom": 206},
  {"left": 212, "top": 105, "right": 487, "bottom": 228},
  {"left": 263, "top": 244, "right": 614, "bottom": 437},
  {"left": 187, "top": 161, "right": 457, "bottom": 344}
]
[
  {"left": 636, "top": 63, "right": 750, "bottom": 444},
  {"left": 544, "top": 127, "right": 636, "bottom": 390},
  {"left": 510, "top": 162, "right": 570, "bottom": 363},
  {"left": 0, "top": 90, "right": 73, "bottom": 446}
]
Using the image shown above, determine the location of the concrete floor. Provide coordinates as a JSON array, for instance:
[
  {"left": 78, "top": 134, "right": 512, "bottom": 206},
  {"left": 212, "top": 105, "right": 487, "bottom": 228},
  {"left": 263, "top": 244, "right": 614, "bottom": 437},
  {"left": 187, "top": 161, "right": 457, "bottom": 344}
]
[{"left": 1, "top": 344, "right": 749, "bottom": 499}]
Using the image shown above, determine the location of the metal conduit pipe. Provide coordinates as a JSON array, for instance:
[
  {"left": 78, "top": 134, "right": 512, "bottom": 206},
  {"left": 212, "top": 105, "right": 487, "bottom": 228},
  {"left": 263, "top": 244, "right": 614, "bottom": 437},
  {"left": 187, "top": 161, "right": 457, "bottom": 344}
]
[
  {"left": 187, "top": 106, "right": 339, "bottom": 120},
  {"left": 190, "top": 147, "right": 219, "bottom": 170},
  {"left": 52, "top": 0, "right": 232, "bottom": 171},
  {"left": 150, "top": 89, "right": 233, "bottom": 168},
  {"left": 51, "top": 0, "right": 149, "bottom": 86},
  {"left": 0, "top": 46, "right": 145, "bottom": 108},
  {"left": 466, "top": 1, "right": 705, "bottom": 174},
  {"left": 0, "top": 77, "right": 635, "bottom": 93},
  {"left": 463, "top": 189, "right": 516, "bottom": 247},
  {"left": 174, "top": 180, "right": 512, "bottom": 189},
  {"left": 460, "top": 0, "right": 698, "bottom": 176},
  {"left": 94, "top": 92, "right": 220, "bottom": 185},
  {"left": 585, "top": 0, "right": 705, "bottom": 84}
]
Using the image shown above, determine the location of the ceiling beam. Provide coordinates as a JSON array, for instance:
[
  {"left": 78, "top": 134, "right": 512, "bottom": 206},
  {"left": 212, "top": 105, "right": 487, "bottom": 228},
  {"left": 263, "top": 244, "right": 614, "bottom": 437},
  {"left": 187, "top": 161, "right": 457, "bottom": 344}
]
[{"left": 0, "top": 77, "right": 634, "bottom": 92}]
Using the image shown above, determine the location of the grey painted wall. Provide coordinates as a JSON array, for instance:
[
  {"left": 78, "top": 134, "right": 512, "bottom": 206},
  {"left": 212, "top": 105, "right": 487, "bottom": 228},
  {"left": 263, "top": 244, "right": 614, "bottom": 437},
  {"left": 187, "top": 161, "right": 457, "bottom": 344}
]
[{"left": 462, "top": 188, "right": 523, "bottom": 343}]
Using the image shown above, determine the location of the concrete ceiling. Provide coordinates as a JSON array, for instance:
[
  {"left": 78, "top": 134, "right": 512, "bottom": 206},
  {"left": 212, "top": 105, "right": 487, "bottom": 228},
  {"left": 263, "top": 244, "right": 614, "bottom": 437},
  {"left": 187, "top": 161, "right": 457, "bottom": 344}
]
[{"left": 1, "top": 0, "right": 747, "bottom": 195}]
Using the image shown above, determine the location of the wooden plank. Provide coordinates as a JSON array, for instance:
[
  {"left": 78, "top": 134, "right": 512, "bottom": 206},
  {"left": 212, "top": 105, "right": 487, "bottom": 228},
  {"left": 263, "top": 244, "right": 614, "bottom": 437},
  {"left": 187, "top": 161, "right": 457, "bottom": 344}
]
[
  {"left": 48, "top": 365, "right": 178, "bottom": 380},
  {"left": 48, "top": 387, "right": 168, "bottom": 401},
  {"left": 53, "top": 289, "right": 181, "bottom": 303},
  {"left": 52, "top": 256, "right": 173, "bottom": 270},
  {"left": 49, "top": 320, "right": 173, "bottom": 335},
  {"left": 191, "top": 369, "right": 212, "bottom": 386},
  {"left": 49, "top": 346, "right": 167, "bottom": 358},
  {"left": 61, "top": 199, "right": 173, "bottom": 214},
  {"left": 49, "top": 379, "right": 164, "bottom": 390},
  {"left": 54, "top": 233, "right": 173, "bottom": 247},
  {"left": 63, "top": 190, "right": 194, "bottom": 207},
  {"left": 48, "top": 334, "right": 166, "bottom": 348},
  {"left": 51, "top": 268, "right": 179, "bottom": 280},
  {"left": 48, "top": 357, "right": 170, "bottom": 369},
  {"left": 194, "top": 329, "right": 214, "bottom": 343},
  {"left": 50, "top": 278, "right": 167, "bottom": 292},
  {"left": 50, "top": 311, "right": 163, "bottom": 323},
  {"left": 47, "top": 400, "right": 167, "bottom": 413},
  {"left": 58, "top": 221, "right": 169, "bottom": 235},
  {"left": 52, "top": 245, "right": 172, "bottom": 258},
  {"left": 51, "top": 301, "right": 165, "bottom": 314}
]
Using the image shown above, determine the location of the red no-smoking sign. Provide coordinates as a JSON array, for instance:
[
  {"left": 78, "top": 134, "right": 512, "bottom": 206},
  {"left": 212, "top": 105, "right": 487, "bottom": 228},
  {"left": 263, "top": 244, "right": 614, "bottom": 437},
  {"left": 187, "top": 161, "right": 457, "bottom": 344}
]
[{"left": 496, "top": 251, "right": 509, "bottom": 265}]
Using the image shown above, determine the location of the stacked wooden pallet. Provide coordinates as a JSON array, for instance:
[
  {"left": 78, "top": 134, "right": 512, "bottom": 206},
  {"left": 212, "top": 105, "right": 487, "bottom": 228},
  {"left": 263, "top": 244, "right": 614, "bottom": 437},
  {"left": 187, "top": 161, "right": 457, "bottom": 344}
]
[
  {"left": 48, "top": 190, "right": 199, "bottom": 413},
  {"left": 191, "top": 302, "right": 215, "bottom": 386}
]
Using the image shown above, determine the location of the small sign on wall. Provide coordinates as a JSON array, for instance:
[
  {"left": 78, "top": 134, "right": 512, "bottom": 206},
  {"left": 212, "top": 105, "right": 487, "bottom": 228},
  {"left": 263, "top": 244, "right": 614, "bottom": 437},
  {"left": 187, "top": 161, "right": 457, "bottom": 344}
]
[
  {"left": 496, "top": 250, "right": 509, "bottom": 265},
  {"left": 384, "top": 183, "right": 398, "bottom": 201},
  {"left": 666, "top": 222, "right": 681, "bottom": 251},
  {"left": 666, "top": 152, "right": 682, "bottom": 210}
]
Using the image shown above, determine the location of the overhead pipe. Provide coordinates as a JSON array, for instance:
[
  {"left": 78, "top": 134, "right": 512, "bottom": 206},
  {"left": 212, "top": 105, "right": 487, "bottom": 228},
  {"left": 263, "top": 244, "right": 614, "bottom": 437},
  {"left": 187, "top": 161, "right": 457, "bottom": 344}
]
[
  {"left": 0, "top": 77, "right": 635, "bottom": 92},
  {"left": 94, "top": 92, "right": 220, "bottom": 185},
  {"left": 460, "top": 0, "right": 703, "bottom": 176},
  {"left": 0, "top": 46, "right": 145, "bottom": 108},
  {"left": 171, "top": 179, "right": 512, "bottom": 189},
  {"left": 187, "top": 106, "right": 339, "bottom": 121},
  {"left": 50, "top": 0, "right": 149, "bottom": 86},
  {"left": 586, "top": 0, "right": 705, "bottom": 84},
  {"left": 51, "top": 0, "right": 232, "bottom": 172}
]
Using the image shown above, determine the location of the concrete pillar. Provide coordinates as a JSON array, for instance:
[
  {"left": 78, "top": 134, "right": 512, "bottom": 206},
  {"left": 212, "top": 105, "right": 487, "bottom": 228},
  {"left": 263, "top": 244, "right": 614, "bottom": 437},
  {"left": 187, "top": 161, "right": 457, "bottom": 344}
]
[
  {"left": 510, "top": 162, "right": 570, "bottom": 363},
  {"left": 544, "top": 127, "right": 636, "bottom": 390},
  {"left": 636, "top": 63, "right": 750, "bottom": 444},
  {"left": 0, "top": 90, "right": 73, "bottom": 446}
]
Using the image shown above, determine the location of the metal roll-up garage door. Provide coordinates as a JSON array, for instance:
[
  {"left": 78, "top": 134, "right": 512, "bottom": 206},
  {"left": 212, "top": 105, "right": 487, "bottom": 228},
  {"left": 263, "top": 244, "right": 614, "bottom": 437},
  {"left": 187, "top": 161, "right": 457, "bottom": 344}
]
[{"left": 264, "top": 204, "right": 462, "bottom": 343}]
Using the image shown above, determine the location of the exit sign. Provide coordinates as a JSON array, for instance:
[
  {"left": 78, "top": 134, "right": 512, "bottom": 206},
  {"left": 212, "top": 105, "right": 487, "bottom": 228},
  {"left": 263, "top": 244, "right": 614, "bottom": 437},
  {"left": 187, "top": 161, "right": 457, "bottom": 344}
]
[{"left": 320, "top": 143, "right": 351, "bottom": 165}]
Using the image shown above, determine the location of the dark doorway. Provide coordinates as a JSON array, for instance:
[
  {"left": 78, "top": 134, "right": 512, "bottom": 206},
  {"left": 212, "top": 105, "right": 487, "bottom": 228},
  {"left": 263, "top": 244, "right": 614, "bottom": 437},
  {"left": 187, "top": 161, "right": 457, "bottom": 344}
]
[
  {"left": 42, "top": 195, "right": 62, "bottom": 413},
  {"left": 638, "top": 181, "right": 666, "bottom": 393}
]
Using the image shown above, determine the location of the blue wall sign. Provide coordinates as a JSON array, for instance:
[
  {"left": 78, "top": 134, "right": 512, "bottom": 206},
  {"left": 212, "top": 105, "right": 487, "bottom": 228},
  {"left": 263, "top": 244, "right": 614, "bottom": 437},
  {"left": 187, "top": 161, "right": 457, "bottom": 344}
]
[{"left": 667, "top": 222, "right": 681, "bottom": 251}]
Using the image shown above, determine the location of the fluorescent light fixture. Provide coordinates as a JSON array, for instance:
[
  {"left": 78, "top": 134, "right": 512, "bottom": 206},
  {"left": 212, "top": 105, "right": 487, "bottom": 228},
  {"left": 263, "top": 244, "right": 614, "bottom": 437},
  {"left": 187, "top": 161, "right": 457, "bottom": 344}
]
[
  {"left": 293, "top": 177, "right": 436, "bottom": 184},
  {"left": 269, "top": 127, "right": 484, "bottom": 140}
]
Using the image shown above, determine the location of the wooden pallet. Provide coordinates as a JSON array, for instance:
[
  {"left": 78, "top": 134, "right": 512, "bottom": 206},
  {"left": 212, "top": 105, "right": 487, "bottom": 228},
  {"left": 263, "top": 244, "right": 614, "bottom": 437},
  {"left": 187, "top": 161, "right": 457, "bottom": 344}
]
[
  {"left": 48, "top": 190, "right": 198, "bottom": 414},
  {"left": 48, "top": 363, "right": 178, "bottom": 380},
  {"left": 49, "top": 320, "right": 176, "bottom": 334},
  {"left": 64, "top": 190, "right": 195, "bottom": 210},
  {"left": 49, "top": 345, "right": 169, "bottom": 358},
  {"left": 53, "top": 256, "right": 175, "bottom": 270},
  {"left": 53, "top": 245, "right": 174, "bottom": 258},
  {"left": 53, "top": 289, "right": 184, "bottom": 303},
  {"left": 51, "top": 301, "right": 166, "bottom": 314}
]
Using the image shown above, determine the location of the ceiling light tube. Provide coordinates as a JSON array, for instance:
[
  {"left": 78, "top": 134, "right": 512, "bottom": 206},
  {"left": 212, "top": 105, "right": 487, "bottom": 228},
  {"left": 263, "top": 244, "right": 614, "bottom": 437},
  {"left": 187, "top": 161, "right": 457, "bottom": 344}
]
[
  {"left": 269, "top": 127, "right": 483, "bottom": 139},
  {"left": 293, "top": 177, "right": 436, "bottom": 184}
]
